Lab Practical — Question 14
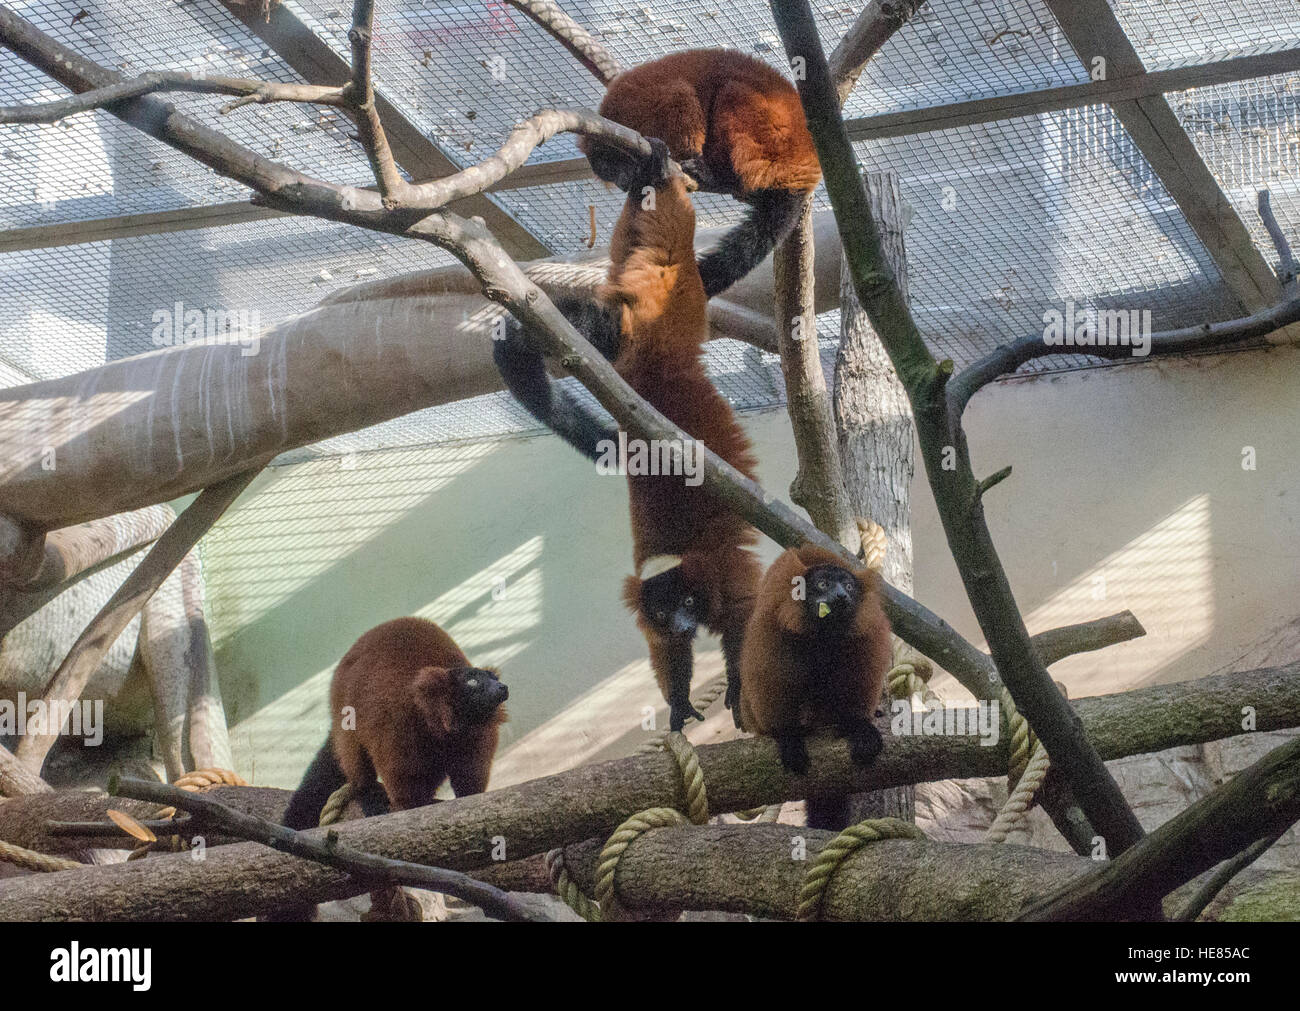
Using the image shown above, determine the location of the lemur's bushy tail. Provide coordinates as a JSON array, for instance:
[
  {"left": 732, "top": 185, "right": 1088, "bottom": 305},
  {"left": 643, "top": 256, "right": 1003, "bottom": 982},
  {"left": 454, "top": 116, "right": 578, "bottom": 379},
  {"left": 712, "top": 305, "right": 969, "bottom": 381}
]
[
  {"left": 805, "top": 794, "right": 851, "bottom": 832},
  {"left": 493, "top": 295, "right": 622, "bottom": 461},
  {"left": 281, "top": 740, "right": 345, "bottom": 831},
  {"left": 697, "top": 189, "right": 806, "bottom": 299}
]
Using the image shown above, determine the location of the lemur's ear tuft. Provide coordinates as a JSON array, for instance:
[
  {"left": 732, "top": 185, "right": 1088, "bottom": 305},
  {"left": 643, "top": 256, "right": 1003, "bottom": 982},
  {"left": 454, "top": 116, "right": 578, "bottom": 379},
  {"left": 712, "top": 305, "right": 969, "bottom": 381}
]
[{"left": 639, "top": 554, "right": 684, "bottom": 581}]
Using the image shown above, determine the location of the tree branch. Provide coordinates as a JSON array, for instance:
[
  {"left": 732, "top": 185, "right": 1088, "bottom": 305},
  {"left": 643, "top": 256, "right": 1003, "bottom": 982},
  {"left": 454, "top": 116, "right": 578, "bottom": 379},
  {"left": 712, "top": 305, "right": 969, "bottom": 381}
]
[
  {"left": 3, "top": 662, "right": 1297, "bottom": 919},
  {"left": 1258, "top": 189, "right": 1297, "bottom": 292},
  {"left": 829, "top": 1, "right": 928, "bottom": 103},
  {"left": 108, "top": 776, "right": 549, "bottom": 922},
  {"left": 948, "top": 295, "right": 1300, "bottom": 420},
  {"left": 771, "top": 0, "right": 1145, "bottom": 854},
  {"left": 1019, "top": 734, "right": 1300, "bottom": 920},
  {"left": 504, "top": 0, "right": 624, "bottom": 85},
  {"left": 13, "top": 470, "right": 258, "bottom": 770}
]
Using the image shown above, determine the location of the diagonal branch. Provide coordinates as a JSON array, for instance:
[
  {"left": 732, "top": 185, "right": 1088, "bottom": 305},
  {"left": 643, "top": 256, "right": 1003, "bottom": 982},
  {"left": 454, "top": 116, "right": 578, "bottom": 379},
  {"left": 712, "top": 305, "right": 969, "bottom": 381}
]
[
  {"left": 505, "top": 0, "right": 624, "bottom": 84},
  {"left": 109, "top": 776, "right": 549, "bottom": 922},
  {"left": 13, "top": 470, "right": 259, "bottom": 771},
  {"left": 829, "top": 0, "right": 928, "bottom": 103},
  {"left": 771, "top": 0, "right": 1146, "bottom": 855}
]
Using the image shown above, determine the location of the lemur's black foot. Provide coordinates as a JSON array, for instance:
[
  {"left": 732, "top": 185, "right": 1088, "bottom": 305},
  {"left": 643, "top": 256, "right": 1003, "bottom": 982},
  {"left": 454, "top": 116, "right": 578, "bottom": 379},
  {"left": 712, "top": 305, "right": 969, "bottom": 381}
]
[
  {"left": 845, "top": 720, "right": 884, "bottom": 767},
  {"left": 724, "top": 680, "right": 743, "bottom": 728},
  {"left": 669, "top": 699, "right": 706, "bottom": 732},
  {"left": 776, "top": 733, "right": 810, "bottom": 776}
]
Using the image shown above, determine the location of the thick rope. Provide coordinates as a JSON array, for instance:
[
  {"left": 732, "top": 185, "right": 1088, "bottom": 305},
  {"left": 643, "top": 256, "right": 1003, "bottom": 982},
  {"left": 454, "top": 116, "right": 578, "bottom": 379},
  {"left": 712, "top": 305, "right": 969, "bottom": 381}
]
[
  {"left": 545, "top": 846, "right": 602, "bottom": 921},
  {"left": 0, "top": 838, "right": 82, "bottom": 873},
  {"left": 984, "top": 681, "right": 1069, "bottom": 842},
  {"left": 797, "top": 817, "right": 925, "bottom": 921},
  {"left": 660, "top": 731, "right": 709, "bottom": 825},
  {"left": 593, "top": 807, "right": 689, "bottom": 915},
  {"left": 319, "top": 782, "right": 355, "bottom": 827},
  {"left": 173, "top": 767, "right": 248, "bottom": 791},
  {"left": 856, "top": 517, "right": 887, "bottom": 572}
]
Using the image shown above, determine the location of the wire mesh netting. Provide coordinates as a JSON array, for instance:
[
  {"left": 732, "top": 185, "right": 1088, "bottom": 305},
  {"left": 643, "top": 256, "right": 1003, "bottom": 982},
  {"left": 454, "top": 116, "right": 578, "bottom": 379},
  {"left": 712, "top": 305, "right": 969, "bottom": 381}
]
[{"left": 0, "top": 0, "right": 1297, "bottom": 459}]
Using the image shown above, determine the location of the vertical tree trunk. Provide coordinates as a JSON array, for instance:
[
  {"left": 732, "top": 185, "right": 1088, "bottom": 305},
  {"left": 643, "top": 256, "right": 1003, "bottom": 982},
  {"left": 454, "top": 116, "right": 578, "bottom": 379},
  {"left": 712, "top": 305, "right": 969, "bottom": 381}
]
[
  {"left": 773, "top": 194, "right": 861, "bottom": 553},
  {"left": 834, "top": 170, "right": 916, "bottom": 823}
]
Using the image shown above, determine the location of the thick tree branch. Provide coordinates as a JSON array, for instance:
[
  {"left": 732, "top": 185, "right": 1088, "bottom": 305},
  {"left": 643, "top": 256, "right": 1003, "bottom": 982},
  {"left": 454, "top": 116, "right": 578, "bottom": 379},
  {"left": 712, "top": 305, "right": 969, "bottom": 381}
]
[
  {"left": 109, "top": 776, "right": 548, "bottom": 922},
  {"left": 13, "top": 470, "right": 258, "bottom": 770},
  {"left": 1019, "top": 734, "right": 1300, "bottom": 920},
  {"left": 829, "top": 1, "right": 928, "bottom": 103},
  {"left": 772, "top": 0, "right": 1146, "bottom": 855},
  {"left": 2, "top": 662, "right": 1297, "bottom": 919}
]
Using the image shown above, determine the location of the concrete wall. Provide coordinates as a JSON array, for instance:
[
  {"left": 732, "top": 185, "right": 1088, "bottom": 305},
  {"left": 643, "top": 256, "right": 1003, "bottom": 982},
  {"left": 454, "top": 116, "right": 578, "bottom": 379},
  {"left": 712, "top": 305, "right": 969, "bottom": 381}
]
[{"left": 199, "top": 344, "right": 1300, "bottom": 789}]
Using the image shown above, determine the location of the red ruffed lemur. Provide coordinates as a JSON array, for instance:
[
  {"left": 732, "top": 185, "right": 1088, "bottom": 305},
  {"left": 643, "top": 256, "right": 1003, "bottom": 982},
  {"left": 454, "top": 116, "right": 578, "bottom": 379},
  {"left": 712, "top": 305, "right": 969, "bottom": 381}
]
[
  {"left": 282, "top": 617, "right": 509, "bottom": 830},
  {"left": 494, "top": 48, "right": 821, "bottom": 461},
  {"left": 498, "top": 139, "right": 761, "bottom": 731},
  {"left": 739, "top": 544, "right": 893, "bottom": 830},
  {"left": 579, "top": 48, "right": 822, "bottom": 299}
]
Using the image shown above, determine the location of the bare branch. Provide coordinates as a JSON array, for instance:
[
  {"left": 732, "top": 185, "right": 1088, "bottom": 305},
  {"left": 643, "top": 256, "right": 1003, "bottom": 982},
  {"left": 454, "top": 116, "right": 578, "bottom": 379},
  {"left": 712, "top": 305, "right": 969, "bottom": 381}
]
[
  {"left": 0, "top": 71, "right": 346, "bottom": 123},
  {"left": 1019, "top": 734, "right": 1300, "bottom": 920},
  {"left": 1258, "top": 189, "right": 1297, "bottom": 291},
  {"left": 13, "top": 470, "right": 258, "bottom": 771},
  {"left": 829, "top": 1, "right": 928, "bottom": 103},
  {"left": 771, "top": 0, "right": 1145, "bottom": 854},
  {"left": 505, "top": 0, "right": 624, "bottom": 84},
  {"left": 1032, "top": 611, "right": 1145, "bottom": 668},
  {"left": 949, "top": 295, "right": 1300, "bottom": 421},
  {"left": 3, "top": 662, "right": 1299, "bottom": 920},
  {"left": 108, "top": 776, "right": 549, "bottom": 922}
]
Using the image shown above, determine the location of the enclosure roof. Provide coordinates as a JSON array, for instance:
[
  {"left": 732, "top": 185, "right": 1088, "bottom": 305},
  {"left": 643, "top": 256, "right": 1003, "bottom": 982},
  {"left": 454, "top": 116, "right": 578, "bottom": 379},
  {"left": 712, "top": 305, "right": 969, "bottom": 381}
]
[{"left": 1, "top": 0, "right": 1297, "bottom": 454}]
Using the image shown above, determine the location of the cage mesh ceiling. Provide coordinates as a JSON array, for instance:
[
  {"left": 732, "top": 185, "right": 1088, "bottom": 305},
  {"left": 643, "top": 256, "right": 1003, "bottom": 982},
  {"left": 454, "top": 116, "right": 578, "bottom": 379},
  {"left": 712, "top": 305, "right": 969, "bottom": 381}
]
[{"left": 0, "top": 0, "right": 1297, "bottom": 458}]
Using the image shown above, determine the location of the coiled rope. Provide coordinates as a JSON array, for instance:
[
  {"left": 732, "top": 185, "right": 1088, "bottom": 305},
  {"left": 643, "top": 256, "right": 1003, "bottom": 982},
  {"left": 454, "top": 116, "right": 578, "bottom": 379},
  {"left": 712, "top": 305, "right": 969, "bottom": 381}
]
[{"left": 797, "top": 817, "right": 925, "bottom": 921}]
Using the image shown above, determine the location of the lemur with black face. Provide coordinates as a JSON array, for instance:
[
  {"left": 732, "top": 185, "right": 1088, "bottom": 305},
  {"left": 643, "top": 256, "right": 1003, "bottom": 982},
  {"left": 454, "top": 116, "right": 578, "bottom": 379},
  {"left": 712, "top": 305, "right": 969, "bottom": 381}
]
[
  {"left": 281, "top": 617, "right": 509, "bottom": 830},
  {"left": 498, "top": 141, "right": 761, "bottom": 731},
  {"left": 739, "top": 544, "right": 893, "bottom": 830}
]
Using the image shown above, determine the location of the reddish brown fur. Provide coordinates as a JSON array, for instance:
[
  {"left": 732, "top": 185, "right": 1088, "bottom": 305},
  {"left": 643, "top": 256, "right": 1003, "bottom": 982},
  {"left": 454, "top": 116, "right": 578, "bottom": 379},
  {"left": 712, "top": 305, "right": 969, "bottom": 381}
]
[
  {"left": 604, "top": 176, "right": 762, "bottom": 649},
  {"left": 739, "top": 545, "right": 892, "bottom": 736},
  {"left": 329, "top": 617, "right": 506, "bottom": 810},
  {"left": 578, "top": 48, "right": 821, "bottom": 196}
]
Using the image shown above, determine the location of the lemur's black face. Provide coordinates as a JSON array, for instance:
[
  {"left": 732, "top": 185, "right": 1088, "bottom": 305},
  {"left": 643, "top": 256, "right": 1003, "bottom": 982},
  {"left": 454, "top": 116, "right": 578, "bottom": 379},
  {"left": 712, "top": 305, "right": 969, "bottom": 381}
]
[
  {"left": 451, "top": 667, "right": 508, "bottom": 724},
  {"left": 803, "top": 564, "right": 862, "bottom": 629},
  {"left": 641, "top": 567, "right": 705, "bottom": 640}
]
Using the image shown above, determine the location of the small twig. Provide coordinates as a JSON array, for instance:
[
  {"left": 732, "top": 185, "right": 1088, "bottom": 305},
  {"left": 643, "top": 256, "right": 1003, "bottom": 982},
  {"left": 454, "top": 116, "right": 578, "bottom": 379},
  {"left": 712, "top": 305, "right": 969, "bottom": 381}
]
[
  {"left": 974, "top": 465, "right": 1012, "bottom": 501},
  {"left": 13, "top": 469, "right": 260, "bottom": 771},
  {"left": 108, "top": 776, "right": 547, "bottom": 922},
  {"left": 47, "top": 813, "right": 194, "bottom": 838},
  {"left": 1173, "top": 830, "right": 1284, "bottom": 922},
  {"left": 1257, "top": 189, "right": 1297, "bottom": 290}
]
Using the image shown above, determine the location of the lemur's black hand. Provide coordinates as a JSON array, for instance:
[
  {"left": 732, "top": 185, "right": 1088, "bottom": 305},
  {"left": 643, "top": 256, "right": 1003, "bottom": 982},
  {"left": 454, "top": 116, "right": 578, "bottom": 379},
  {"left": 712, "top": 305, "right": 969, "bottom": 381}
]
[
  {"left": 628, "top": 137, "right": 674, "bottom": 193},
  {"left": 776, "top": 733, "right": 810, "bottom": 776}
]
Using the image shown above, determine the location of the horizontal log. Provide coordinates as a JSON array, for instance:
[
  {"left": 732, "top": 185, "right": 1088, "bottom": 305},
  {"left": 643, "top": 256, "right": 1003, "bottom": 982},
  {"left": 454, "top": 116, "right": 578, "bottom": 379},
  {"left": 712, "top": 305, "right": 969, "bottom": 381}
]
[{"left": 0, "top": 662, "right": 1295, "bottom": 920}]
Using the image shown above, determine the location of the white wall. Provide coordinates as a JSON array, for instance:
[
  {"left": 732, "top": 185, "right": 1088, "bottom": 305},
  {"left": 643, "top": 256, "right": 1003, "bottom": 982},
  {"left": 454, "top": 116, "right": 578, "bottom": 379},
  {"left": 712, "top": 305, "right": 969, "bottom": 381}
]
[{"left": 200, "top": 344, "right": 1300, "bottom": 788}]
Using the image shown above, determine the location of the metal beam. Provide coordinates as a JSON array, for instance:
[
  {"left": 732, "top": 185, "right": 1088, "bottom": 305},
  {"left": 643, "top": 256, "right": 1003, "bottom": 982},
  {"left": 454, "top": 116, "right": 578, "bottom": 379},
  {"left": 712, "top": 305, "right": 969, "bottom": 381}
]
[
  {"left": 6, "top": 43, "right": 1300, "bottom": 254},
  {"left": 1045, "top": 1, "right": 1280, "bottom": 311},
  {"left": 216, "top": 0, "right": 548, "bottom": 260}
]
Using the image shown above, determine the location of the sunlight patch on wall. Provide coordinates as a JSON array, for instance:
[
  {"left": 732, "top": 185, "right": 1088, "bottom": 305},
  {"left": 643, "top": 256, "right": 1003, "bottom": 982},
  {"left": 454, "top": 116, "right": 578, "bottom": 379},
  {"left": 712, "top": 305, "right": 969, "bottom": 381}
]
[
  {"left": 413, "top": 535, "right": 544, "bottom": 669},
  {"left": 203, "top": 444, "right": 494, "bottom": 643},
  {"left": 1020, "top": 493, "right": 1213, "bottom": 694},
  {"left": 225, "top": 663, "right": 334, "bottom": 788}
]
